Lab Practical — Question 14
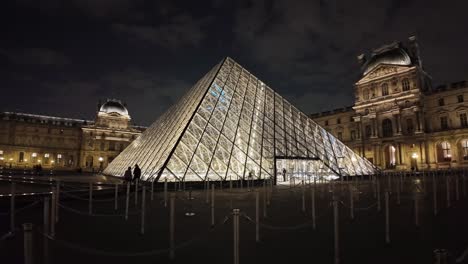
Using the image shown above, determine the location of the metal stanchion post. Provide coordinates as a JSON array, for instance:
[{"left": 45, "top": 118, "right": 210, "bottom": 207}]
[
  {"left": 312, "top": 184, "right": 316, "bottom": 230},
  {"left": 151, "top": 180, "right": 154, "bottom": 201},
  {"left": 263, "top": 181, "right": 267, "bottom": 218},
  {"left": 205, "top": 180, "right": 209, "bottom": 204},
  {"left": 233, "top": 209, "right": 240, "bottom": 264},
  {"left": 211, "top": 184, "right": 215, "bottom": 227},
  {"left": 463, "top": 174, "right": 467, "bottom": 197},
  {"left": 135, "top": 178, "right": 139, "bottom": 206},
  {"left": 446, "top": 176, "right": 451, "bottom": 208},
  {"left": 455, "top": 175, "right": 460, "bottom": 201},
  {"left": 23, "top": 223, "right": 33, "bottom": 264},
  {"left": 385, "top": 191, "right": 390, "bottom": 244},
  {"left": 433, "top": 173, "right": 438, "bottom": 216},
  {"left": 164, "top": 178, "right": 168, "bottom": 208},
  {"left": 141, "top": 186, "right": 146, "bottom": 235},
  {"left": 302, "top": 180, "right": 306, "bottom": 213},
  {"left": 333, "top": 198, "right": 340, "bottom": 264},
  {"left": 43, "top": 197, "right": 50, "bottom": 263},
  {"left": 414, "top": 192, "right": 419, "bottom": 227},
  {"left": 10, "top": 182, "right": 15, "bottom": 233},
  {"left": 169, "top": 193, "right": 175, "bottom": 260},
  {"left": 377, "top": 179, "right": 381, "bottom": 212},
  {"left": 89, "top": 182, "right": 93, "bottom": 215},
  {"left": 255, "top": 191, "right": 259, "bottom": 242},
  {"left": 50, "top": 188, "right": 56, "bottom": 237},
  {"left": 114, "top": 183, "right": 119, "bottom": 211},
  {"left": 349, "top": 184, "right": 354, "bottom": 220},
  {"left": 56, "top": 181, "right": 60, "bottom": 223},
  {"left": 397, "top": 175, "right": 401, "bottom": 205},
  {"left": 125, "top": 182, "right": 130, "bottom": 220}
]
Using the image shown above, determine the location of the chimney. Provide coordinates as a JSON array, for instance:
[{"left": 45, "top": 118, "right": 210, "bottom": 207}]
[{"left": 357, "top": 53, "right": 367, "bottom": 66}]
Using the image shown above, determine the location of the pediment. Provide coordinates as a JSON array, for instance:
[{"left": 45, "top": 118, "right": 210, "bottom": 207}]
[{"left": 357, "top": 64, "right": 414, "bottom": 84}]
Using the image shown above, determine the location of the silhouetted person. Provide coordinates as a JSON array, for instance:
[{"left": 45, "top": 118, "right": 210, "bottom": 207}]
[
  {"left": 282, "top": 168, "right": 287, "bottom": 182},
  {"left": 133, "top": 164, "right": 141, "bottom": 182},
  {"left": 124, "top": 167, "right": 133, "bottom": 182}
]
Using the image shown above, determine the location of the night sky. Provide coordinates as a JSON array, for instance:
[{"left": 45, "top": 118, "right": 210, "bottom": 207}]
[{"left": 1, "top": 0, "right": 468, "bottom": 126}]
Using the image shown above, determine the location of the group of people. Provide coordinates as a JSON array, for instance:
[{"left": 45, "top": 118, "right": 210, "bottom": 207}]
[{"left": 124, "top": 164, "right": 141, "bottom": 182}]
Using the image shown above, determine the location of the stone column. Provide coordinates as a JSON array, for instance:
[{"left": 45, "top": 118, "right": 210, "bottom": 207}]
[
  {"left": 396, "top": 114, "right": 402, "bottom": 134},
  {"left": 415, "top": 110, "right": 423, "bottom": 133},
  {"left": 398, "top": 143, "right": 404, "bottom": 165}
]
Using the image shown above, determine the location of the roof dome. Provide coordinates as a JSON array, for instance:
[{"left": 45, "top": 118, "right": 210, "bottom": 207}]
[
  {"left": 99, "top": 100, "right": 129, "bottom": 116},
  {"left": 363, "top": 47, "right": 412, "bottom": 75}
]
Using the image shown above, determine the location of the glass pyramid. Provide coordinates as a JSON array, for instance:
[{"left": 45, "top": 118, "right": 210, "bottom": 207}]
[{"left": 104, "top": 57, "right": 377, "bottom": 182}]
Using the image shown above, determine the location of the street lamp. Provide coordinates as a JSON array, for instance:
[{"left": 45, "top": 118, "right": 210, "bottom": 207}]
[
  {"left": 98, "top": 157, "right": 104, "bottom": 172},
  {"left": 412, "top": 152, "right": 419, "bottom": 172}
]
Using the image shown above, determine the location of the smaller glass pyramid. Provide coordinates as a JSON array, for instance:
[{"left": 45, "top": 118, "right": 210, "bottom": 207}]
[{"left": 104, "top": 57, "right": 377, "bottom": 181}]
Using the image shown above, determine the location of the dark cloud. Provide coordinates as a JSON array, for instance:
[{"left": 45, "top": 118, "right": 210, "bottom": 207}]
[{"left": 2, "top": 0, "right": 468, "bottom": 126}]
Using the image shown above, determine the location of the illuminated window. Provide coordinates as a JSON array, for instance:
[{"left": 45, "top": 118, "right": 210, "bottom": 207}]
[
  {"left": 438, "top": 141, "right": 451, "bottom": 162},
  {"left": 462, "top": 140, "right": 468, "bottom": 160},
  {"left": 57, "top": 154, "right": 62, "bottom": 159},
  {"left": 32, "top": 153, "right": 37, "bottom": 157},
  {"left": 402, "top": 78, "right": 410, "bottom": 91},
  {"left": 460, "top": 113, "right": 468, "bottom": 127},
  {"left": 44, "top": 153, "right": 50, "bottom": 158},
  {"left": 381, "top": 83, "right": 389, "bottom": 96},
  {"left": 440, "top": 116, "right": 448, "bottom": 129},
  {"left": 0, "top": 150, "right": 3, "bottom": 155}
]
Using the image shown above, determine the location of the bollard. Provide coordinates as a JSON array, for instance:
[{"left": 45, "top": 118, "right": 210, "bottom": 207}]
[
  {"left": 205, "top": 180, "right": 209, "bottom": 204},
  {"left": 255, "top": 191, "right": 259, "bottom": 242},
  {"left": 385, "top": 191, "right": 390, "bottom": 244},
  {"left": 89, "top": 182, "right": 93, "bottom": 215},
  {"left": 169, "top": 193, "right": 175, "bottom": 260},
  {"left": 414, "top": 192, "right": 419, "bottom": 227},
  {"left": 433, "top": 249, "right": 448, "bottom": 264},
  {"left": 333, "top": 198, "right": 340, "bottom": 264},
  {"left": 43, "top": 197, "right": 50, "bottom": 263},
  {"left": 311, "top": 185, "right": 316, "bottom": 230},
  {"left": 229, "top": 180, "right": 233, "bottom": 192},
  {"left": 211, "top": 184, "right": 215, "bottom": 227},
  {"left": 455, "top": 175, "right": 460, "bottom": 201},
  {"left": 125, "top": 182, "right": 130, "bottom": 220},
  {"left": 141, "top": 186, "right": 146, "bottom": 235},
  {"left": 446, "top": 176, "right": 451, "bottom": 208},
  {"left": 377, "top": 179, "right": 381, "bottom": 212},
  {"left": 10, "top": 182, "right": 15, "bottom": 233},
  {"left": 135, "top": 178, "right": 139, "bottom": 206},
  {"left": 233, "top": 209, "right": 240, "bottom": 264},
  {"left": 164, "top": 178, "right": 168, "bottom": 207},
  {"left": 151, "top": 180, "right": 154, "bottom": 201},
  {"left": 463, "top": 174, "right": 467, "bottom": 197},
  {"left": 433, "top": 173, "right": 438, "bottom": 216},
  {"left": 55, "top": 181, "right": 60, "bottom": 223},
  {"left": 114, "top": 183, "right": 119, "bottom": 211},
  {"left": 23, "top": 223, "right": 33, "bottom": 264},
  {"left": 50, "top": 188, "right": 56, "bottom": 237},
  {"left": 349, "top": 184, "right": 354, "bottom": 220},
  {"left": 302, "top": 180, "right": 306, "bottom": 213},
  {"left": 397, "top": 175, "right": 401, "bottom": 205},
  {"left": 43, "top": 197, "right": 50, "bottom": 235},
  {"left": 263, "top": 181, "right": 267, "bottom": 218}
]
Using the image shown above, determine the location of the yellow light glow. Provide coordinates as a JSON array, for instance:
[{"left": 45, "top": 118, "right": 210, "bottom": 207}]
[
  {"left": 412, "top": 152, "right": 418, "bottom": 159},
  {"left": 51, "top": 160, "right": 55, "bottom": 163},
  {"left": 0, "top": 157, "right": 4, "bottom": 160},
  {"left": 98, "top": 157, "right": 104, "bottom": 162},
  {"left": 9, "top": 158, "right": 13, "bottom": 161},
  {"left": 37, "top": 159, "right": 42, "bottom": 163},
  {"left": 24, "top": 159, "right": 28, "bottom": 162}
]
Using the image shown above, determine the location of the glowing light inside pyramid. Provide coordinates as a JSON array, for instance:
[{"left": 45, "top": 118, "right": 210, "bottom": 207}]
[{"left": 104, "top": 58, "right": 377, "bottom": 182}]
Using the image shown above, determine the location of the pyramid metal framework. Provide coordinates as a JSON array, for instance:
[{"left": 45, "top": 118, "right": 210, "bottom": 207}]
[{"left": 104, "top": 57, "right": 377, "bottom": 182}]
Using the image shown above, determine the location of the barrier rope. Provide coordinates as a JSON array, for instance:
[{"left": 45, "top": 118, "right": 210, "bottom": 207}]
[
  {"left": 60, "top": 191, "right": 134, "bottom": 202},
  {"left": 0, "top": 200, "right": 41, "bottom": 216},
  {"left": 58, "top": 203, "right": 141, "bottom": 217},
  {"left": 35, "top": 213, "right": 232, "bottom": 257}
]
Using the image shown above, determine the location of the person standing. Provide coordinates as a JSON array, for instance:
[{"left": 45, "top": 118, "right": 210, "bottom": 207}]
[
  {"left": 282, "top": 168, "right": 287, "bottom": 182},
  {"left": 124, "top": 167, "right": 133, "bottom": 182},
  {"left": 133, "top": 164, "right": 141, "bottom": 182}
]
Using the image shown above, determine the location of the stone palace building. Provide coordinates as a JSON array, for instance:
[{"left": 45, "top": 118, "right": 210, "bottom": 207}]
[
  {"left": 311, "top": 36, "right": 468, "bottom": 171},
  {"left": 0, "top": 99, "right": 145, "bottom": 172}
]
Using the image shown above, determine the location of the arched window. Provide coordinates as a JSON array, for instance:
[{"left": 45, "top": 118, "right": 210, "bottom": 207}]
[
  {"left": 381, "top": 83, "right": 389, "bottom": 96},
  {"left": 363, "top": 89, "right": 369, "bottom": 100},
  {"left": 437, "top": 141, "right": 452, "bottom": 162},
  {"left": 461, "top": 139, "right": 468, "bottom": 160},
  {"left": 370, "top": 87, "right": 376, "bottom": 98},
  {"left": 402, "top": 78, "right": 410, "bottom": 91},
  {"left": 382, "top": 119, "right": 393, "bottom": 137}
]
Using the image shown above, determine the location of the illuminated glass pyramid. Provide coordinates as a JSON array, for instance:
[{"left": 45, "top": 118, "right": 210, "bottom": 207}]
[{"left": 104, "top": 57, "right": 377, "bottom": 182}]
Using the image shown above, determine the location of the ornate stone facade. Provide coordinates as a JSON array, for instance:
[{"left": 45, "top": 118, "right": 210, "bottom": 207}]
[
  {"left": 0, "top": 99, "right": 145, "bottom": 172},
  {"left": 311, "top": 36, "right": 468, "bottom": 171}
]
